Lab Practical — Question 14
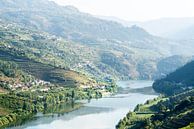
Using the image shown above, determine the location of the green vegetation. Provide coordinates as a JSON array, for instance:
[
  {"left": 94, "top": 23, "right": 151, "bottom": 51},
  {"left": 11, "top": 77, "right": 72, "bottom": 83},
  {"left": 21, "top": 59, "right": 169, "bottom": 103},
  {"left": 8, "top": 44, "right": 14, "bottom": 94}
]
[
  {"left": 0, "top": 51, "right": 116, "bottom": 128},
  {"left": 153, "top": 60, "right": 194, "bottom": 95},
  {"left": 0, "top": 1, "right": 194, "bottom": 129},
  {"left": 0, "top": 107, "right": 11, "bottom": 116},
  {"left": 117, "top": 59, "right": 194, "bottom": 129},
  {"left": 180, "top": 123, "right": 194, "bottom": 129},
  {"left": 116, "top": 90, "right": 194, "bottom": 129},
  {"left": 0, "top": 50, "right": 116, "bottom": 128},
  {"left": 0, "top": 46, "right": 101, "bottom": 88},
  {"left": 0, "top": 0, "right": 193, "bottom": 80},
  {"left": 0, "top": 38, "right": 116, "bottom": 128},
  {"left": 0, "top": 84, "right": 115, "bottom": 128}
]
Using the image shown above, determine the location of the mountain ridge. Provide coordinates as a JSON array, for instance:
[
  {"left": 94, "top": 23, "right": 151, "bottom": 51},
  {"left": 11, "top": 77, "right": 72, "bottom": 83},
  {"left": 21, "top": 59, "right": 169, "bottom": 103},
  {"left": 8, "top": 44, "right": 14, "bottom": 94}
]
[
  {"left": 97, "top": 16, "right": 194, "bottom": 39},
  {"left": 0, "top": 0, "right": 193, "bottom": 80}
]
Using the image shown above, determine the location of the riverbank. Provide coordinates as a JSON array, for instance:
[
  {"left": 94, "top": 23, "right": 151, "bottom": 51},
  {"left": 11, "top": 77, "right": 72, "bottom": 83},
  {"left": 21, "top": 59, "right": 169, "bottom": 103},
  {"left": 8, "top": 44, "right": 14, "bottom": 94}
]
[
  {"left": 116, "top": 89, "right": 194, "bottom": 129},
  {"left": 8, "top": 80, "right": 157, "bottom": 129},
  {"left": 0, "top": 82, "right": 117, "bottom": 128}
]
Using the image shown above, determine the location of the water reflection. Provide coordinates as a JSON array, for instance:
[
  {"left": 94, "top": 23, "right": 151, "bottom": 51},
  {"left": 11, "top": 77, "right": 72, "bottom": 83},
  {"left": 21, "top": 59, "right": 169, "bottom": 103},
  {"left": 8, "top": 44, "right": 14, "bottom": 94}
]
[
  {"left": 10, "top": 81, "right": 158, "bottom": 129},
  {"left": 10, "top": 104, "right": 114, "bottom": 129}
]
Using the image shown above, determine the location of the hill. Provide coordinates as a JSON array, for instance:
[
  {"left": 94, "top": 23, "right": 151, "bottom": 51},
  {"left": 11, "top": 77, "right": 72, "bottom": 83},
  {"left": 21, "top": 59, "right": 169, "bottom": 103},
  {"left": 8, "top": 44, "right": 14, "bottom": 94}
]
[
  {"left": 116, "top": 89, "right": 194, "bottom": 129},
  {"left": 169, "top": 25, "right": 194, "bottom": 40},
  {"left": 0, "top": 0, "right": 151, "bottom": 42},
  {"left": 117, "top": 59, "right": 194, "bottom": 129},
  {"left": 98, "top": 16, "right": 194, "bottom": 39},
  {"left": 154, "top": 55, "right": 194, "bottom": 79},
  {"left": 0, "top": 47, "right": 98, "bottom": 88},
  {"left": 0, "top": 21, "right": 102, "bottom": 88},
  {"left": 153, "top": 60, "right": 194, "bottom": 95},
  {"left": 0, "top": 0, "right": 193, "bottom": 80}
]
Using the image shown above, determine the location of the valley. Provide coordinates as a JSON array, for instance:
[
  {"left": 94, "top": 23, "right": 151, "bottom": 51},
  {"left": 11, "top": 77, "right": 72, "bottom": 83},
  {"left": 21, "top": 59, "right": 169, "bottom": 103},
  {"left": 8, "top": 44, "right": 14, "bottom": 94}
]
[
  {"left": 117, "top": 60, "right": 194, "bottom": 129},
  {"left": 1, "top": 0, "right": 194, "bottom": 80},
  {"left": 0, "top": 0, "right": 194, "bottom": 129}
]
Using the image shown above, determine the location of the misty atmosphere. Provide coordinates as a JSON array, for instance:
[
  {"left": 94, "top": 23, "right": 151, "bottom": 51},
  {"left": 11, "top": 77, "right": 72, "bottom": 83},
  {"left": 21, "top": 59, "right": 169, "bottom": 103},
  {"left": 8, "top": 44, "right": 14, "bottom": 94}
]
[{"left": 0, "top": 0, "right": 194, "bottom": 129}]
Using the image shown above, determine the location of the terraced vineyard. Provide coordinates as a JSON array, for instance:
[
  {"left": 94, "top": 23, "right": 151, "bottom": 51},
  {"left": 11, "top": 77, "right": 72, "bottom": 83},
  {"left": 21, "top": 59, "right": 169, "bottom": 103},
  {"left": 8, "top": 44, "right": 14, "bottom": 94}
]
[{"left": 0, "top": 47, "right": 97, "bottom": 87}]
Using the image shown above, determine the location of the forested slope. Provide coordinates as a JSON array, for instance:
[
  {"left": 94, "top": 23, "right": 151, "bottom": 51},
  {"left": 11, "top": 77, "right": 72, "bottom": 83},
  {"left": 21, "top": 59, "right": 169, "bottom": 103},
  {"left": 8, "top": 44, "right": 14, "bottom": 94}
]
[
  {"left": 117, "top": 60, "right": 194, "bottom": 129},
  {"left": 153, "top": 60, "right": 194, "bottom": 95}
]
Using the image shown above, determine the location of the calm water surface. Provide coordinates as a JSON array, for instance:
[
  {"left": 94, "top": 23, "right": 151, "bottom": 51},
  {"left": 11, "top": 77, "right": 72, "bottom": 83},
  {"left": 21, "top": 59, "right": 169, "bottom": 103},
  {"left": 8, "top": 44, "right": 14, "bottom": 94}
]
[{"left": 10, "top": 80, "right": 157, "bottom": 129}]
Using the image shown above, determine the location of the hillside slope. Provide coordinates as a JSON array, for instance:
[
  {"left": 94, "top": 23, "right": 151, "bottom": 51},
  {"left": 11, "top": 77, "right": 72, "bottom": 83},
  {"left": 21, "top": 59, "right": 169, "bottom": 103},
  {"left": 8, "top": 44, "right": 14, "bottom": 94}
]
[
  {"left": 0, "top": 0, "right": 193, "bottom": 80},
  {"left": 0, "top": 47, "right": 98, "bottom": 88},
  {"left": 169, "top": 25, "right": 194, "bottom": 40},
  {"left": 117, "top": 59, "right": 194, "bottom": 129},
  {"left": 116, "top": 89, "right": 194, "bottom": 129},
  {"left": 1, "top": 19, "right": 192, "bottom": 80},
  {"left": 153, "top": 60, "right": 194, "bottom": 95},
  {"left": 99, "top": 16, "right": 194, "bottom": 39}
]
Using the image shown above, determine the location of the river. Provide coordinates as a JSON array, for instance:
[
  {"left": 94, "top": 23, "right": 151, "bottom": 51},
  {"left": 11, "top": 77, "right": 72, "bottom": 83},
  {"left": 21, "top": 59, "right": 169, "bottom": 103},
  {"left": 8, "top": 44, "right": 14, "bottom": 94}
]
[{"left": 9, "top": 80, "right": 158, "bottom": 129}]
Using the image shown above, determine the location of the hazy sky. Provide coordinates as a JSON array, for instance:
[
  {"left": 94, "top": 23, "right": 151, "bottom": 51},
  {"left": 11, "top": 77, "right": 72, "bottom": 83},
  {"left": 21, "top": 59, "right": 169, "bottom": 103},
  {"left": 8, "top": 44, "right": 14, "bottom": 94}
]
[{"left": 51, "top": 0, "right": 194, "bottom": 21}]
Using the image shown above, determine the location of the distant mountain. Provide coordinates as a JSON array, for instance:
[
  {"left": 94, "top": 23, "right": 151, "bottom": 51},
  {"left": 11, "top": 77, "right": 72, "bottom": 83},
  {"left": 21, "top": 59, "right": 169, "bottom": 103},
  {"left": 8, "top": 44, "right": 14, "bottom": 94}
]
[
  {"left": 0, "top": 0, "right": 193, "bottom": 80},
  {"left": 153, "top": 60, "right": 194, "bottom": 95},
  {"left": 0, "top": 0, "right": 151, "bottom": 42},
  {"left": 139, "top": 17, "right": 194, "bottom": 39},
  {"left": 169, "top": 25, "right": 194, "bottom": 40},
  {"left": 155, "top": 55, "right": 194, "bottom": 79},
  {"left": 96, "top": 15, "right": 139, "bottom": 27},
  {"left": 98, "top": 16, "right": 194, "bottom": 39}
]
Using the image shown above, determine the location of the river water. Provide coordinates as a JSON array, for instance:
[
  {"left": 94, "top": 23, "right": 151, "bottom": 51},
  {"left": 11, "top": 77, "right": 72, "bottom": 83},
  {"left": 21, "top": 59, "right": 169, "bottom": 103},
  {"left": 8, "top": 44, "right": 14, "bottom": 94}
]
[{"left": 10, "top": 80, "right": 157, "bottom": 129}]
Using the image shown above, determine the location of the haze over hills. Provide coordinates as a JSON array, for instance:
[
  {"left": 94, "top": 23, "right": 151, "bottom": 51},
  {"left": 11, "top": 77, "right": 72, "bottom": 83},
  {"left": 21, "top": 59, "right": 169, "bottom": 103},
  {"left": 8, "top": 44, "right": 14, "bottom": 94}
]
[
  {"left": 169, "top": 25, "right": 194, "bottom": 40},
  {"left": 153, "top": 60, "right": 194, "bottom": 95},
  {"left": 0, "top": 0, "right": 194, "bottom": 80},
  {"left": 0, "top": 0, "right": 194, "bottom": 129},
  {"left": 98, "top": 16, "right": 194, "bottom": 40},
  {"left": 0, "top": 0, "right": 151, "bottom": 42}
]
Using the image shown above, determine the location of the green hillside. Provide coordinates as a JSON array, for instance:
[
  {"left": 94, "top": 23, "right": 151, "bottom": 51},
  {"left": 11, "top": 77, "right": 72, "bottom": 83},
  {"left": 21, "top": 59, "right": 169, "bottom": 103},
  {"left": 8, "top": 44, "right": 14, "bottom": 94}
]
[
  {"left": 0, "top": 38, "right": 116, "bottom": 128},
  {"left": 153, "top": 60, "right": 194, "bottom": 95},
  {"left": 116, "top": 89, "right": 194, "bottom": 129},
  {"left": 117, "top": 59, "right": 194, "bottom": 129}
]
